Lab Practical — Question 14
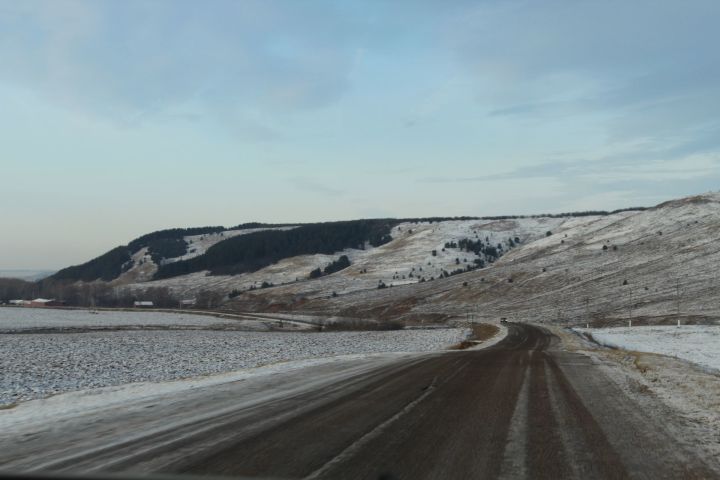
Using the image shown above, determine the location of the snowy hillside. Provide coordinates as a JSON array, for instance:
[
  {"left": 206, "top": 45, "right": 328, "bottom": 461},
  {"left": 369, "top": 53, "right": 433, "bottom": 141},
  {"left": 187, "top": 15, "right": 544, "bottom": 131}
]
[
  {"left": 127, "top": 217, "right": 573, "bottom": 302},
  {"left": 47, "top": 191, "right": 720, "bottom": 327},
  {"left": 162, "top": 227, "right": 299, "bottom": 264},
  {"left": 112, "top": 226, "right": 298, "bottom": 283},
  {"left": 272, "top": 192, "right": 720, "bottom": 326}
]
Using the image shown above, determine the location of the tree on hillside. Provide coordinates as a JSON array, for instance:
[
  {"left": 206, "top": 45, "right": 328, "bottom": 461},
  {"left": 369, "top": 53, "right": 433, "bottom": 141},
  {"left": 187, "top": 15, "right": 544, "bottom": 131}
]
[
  {"left": 155, "top": 220, "right": 397, "bottom": 279},
  {"left": 324, "top": 255, "right": 351, "bottom": 275}
]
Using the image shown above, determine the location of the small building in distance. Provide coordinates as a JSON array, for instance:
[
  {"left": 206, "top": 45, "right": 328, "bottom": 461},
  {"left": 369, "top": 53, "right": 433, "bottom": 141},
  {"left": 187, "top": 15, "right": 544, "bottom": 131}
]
[
  {"left": 28, "top": 298, "right": 66, "bottom": 307},
  {"left": 134, "top": 301, "right": 154, "bottom": 308},
  {"left": 8, "top": 299, "right": 27, "bottom": 306}
]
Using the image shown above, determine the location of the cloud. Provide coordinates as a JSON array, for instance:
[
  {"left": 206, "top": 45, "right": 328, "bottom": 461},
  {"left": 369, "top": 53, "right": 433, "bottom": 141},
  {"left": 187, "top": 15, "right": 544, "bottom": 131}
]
[
  {"left": 445, "top": 0, "right": 720, "bottom": 142},
  {"left": 0, "top": 1, "right": 361, "bottom": 125},
  {"left": 420, "top": 151, "right": 720, "bottom": 184},
  {"left": 417, "top": 161, "right": 577, "bottom": 184},
  {"left": 450, "top": 1, "right": 718, "bottom": 78}
]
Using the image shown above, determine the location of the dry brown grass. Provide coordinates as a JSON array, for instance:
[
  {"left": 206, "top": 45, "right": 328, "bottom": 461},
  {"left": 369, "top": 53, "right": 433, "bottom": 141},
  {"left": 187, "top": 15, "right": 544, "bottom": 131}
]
[
  {"left": 472, "top": 323, "right": 500, "bottom": 341},
  {"left": 451, "top": 323, "right": 500, "bottom": 349}
]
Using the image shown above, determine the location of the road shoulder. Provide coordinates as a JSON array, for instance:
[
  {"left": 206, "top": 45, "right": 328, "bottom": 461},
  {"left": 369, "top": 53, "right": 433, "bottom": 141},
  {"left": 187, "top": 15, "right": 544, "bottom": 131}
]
[{"left": 548, "top": 325, "right": 720, "bottom": 473}]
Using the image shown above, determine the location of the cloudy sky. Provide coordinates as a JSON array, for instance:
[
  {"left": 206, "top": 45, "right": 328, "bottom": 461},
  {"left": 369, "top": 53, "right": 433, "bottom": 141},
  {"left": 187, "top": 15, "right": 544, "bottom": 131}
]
[{"left": 1, "top": 0, "right": 719, "bottom": 270}]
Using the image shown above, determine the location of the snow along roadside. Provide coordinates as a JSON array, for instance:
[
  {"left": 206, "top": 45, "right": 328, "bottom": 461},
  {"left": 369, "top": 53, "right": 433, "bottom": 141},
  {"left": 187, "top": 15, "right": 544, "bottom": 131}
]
[
  {"left": 0, "top": 353, "right": 409, "bottom": 435},
  {"left": 550, "top": 326, "right": 720, "bottom": 472},
  {"left": 574, "top": 325, "right": 720, "bottom": 373}
]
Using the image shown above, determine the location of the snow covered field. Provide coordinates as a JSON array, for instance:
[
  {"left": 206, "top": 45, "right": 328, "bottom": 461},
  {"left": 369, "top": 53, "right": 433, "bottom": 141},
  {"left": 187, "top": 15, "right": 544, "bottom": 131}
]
[
  {"left": 0, "top": 307, "right": 237, "bottom": 331},
  {"left": 577, "top": 326, "right": 720, "bottom": 372},
  {"left": 0, "top": 327, "right": 468, "bottom": 405}
]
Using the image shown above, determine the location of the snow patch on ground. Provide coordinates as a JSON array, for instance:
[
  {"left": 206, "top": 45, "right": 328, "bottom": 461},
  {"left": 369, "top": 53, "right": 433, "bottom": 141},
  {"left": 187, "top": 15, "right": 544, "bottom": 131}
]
[
  {"left": 553, "top": 325, "right": 720, "bottom": 469},
  {"left": 576, "top": 325, "right": 720, "bottom": 372}
]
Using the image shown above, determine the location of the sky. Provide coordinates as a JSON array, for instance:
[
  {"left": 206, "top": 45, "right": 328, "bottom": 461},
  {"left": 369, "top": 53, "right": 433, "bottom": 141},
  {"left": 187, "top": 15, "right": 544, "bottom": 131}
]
[{"left": 1, "top": 0, "right": 719, "bottom": 270}]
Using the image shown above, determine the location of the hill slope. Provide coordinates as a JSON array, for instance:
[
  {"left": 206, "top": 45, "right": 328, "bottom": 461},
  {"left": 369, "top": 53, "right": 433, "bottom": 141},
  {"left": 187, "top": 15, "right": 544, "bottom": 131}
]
[
  {"left": 46, "top": 193, "right": 720, "bottom": 328},
  {"left": 242, "top": 193, "right": 718, "bottom": 327},
  {"left": 126, "top": 216, "right": 575, "bottom": 303}
]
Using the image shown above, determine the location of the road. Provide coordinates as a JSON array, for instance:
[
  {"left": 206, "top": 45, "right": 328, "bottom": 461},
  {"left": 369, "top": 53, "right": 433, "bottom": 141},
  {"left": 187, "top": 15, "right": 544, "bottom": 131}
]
[{"left": 0, "top": 324, "right": 715, "bottom": 479}]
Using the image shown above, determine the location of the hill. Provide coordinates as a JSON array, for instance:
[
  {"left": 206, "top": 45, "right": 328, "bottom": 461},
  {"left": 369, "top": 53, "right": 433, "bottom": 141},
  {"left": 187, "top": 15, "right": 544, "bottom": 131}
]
[
  {"left": 135, "top": 216, "right": 573, "bottom": 305},
  {"left": 36, "top": 192, "right": 720, "bottom": 329},
  {"left": 243, "top": 193, "right": 717, "bottom": 327}
]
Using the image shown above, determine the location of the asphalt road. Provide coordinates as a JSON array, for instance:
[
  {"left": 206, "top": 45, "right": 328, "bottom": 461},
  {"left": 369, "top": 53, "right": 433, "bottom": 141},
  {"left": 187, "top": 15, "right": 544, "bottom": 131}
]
[{"left": 1, "top": 324, "right": 715, "bottom": 479}]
